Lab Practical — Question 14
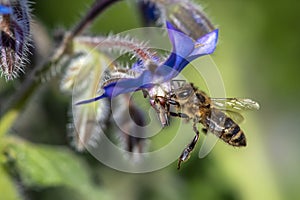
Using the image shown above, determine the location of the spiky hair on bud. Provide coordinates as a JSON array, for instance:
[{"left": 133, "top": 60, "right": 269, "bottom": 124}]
[
  {"left": 75, "top": 34, "right": 156, "bottom": 63},
  {"left": 0, "top": 0, "right": 32, "bottom": 81},
  {"left": 75, "top": 34, "right": 161, "bottom": 91}
]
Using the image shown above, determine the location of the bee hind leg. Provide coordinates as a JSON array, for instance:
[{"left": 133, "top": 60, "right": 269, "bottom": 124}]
[{"left": 177, "top": 122, "right": 199, "bottom": 169}]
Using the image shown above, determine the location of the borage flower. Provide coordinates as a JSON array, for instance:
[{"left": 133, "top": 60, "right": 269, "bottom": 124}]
[{"left": 76, "top": 22, "right": 218, "bottom": 105}]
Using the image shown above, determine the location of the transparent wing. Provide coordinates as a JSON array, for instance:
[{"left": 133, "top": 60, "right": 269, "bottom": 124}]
[
  {"left": 224, "top": 110, "right": 245, "bottom": 124},
  {"left": 211, "top": 98, "right": 260, "bottom": 112}
]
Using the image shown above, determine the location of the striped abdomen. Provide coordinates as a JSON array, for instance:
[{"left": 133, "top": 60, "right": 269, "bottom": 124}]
[{"left": 203, "top": 109, "right": 246, "bottom": 147}]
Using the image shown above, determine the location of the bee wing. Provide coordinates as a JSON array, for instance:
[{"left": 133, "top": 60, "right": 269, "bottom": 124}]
[
  {"left": 211, "top": 98, "right": 260, "bottom": 112},
  {"left": 224, "top": 110, "right": 245, "bottom": 124}
]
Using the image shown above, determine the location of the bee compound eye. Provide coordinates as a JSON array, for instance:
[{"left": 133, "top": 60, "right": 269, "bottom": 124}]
[{"left": 177, "top": 89, "right": 192, "bottom": 99}]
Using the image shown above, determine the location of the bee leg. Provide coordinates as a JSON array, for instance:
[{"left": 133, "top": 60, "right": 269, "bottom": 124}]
[
  {"left": 177, "top": 122, "right": 199, "bottom": 169},
  {"left": 202, "top": 128, "right": 208, "bottom": 135},
  {"left": 142, "top": 89, "right": 148, "bottom": 98},
  {"left": 168, "top": 99, "right": 180, "bottom": 107},
  {"left": 151, "top": 99, "right": 170, "bottom": 127},
  {"left": 170, "top": 112, "right": 189, "bottom": 119}
]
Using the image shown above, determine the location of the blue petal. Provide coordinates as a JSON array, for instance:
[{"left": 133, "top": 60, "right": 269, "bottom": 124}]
[
  {"left": 188, "top": 29, "right": 219, "bottom": 61},
  {"left": 0, "top": 5, "right": 12, "bottom": 14},
  {"left": 165, "top": 21, "right": 194, "bottom": 60},
  {"left": 75, "top": 95, "right": 104, "bottom": 105},
  {"left": 76, "top": 23, "right": 219, "bottom": 105},
  {"left": 155, "top": 27, "right": 218, "bottom": 82},
  {"left": 155, "top": 22, "right": 194, "bottom": 79},
  {"left": 76, "top": 71, "right": 154, "bottom": 105},
  {"left": 154, "top": 53, "right": 187, "bottom": 82}
]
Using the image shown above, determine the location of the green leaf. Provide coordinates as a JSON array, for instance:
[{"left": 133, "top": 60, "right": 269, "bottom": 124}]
[
  {"left": 0, "top": 166, "right": 22, "bottom": 200},
  {"left": 0, "top": 110, "right": 18, "bottom": 137},
  {"left": 1, "top": 136, "right": 112, "bottom": 200},
  {"left": 3, "top": 138, "right": 90, "bottom": 188}
]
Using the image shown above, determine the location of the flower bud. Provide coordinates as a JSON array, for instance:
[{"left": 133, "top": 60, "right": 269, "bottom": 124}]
[
  {"left": 0, "top": 0, "right": 31, "bottom": 80},
  {"left": 148, "top": 0, "right": 215, "bottom": 40},
  {"left": 60, "top": 39, "right": 112, "bottom": 151}
]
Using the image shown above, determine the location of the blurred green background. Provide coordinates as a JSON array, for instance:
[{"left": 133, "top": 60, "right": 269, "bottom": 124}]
[{"left": 1, "top": 0, "right": 300, "bottom": 199}]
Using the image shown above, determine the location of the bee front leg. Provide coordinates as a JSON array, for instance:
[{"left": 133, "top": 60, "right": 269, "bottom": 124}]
[
  {"left": 168, "top": 99, "right": 180, "bottom": 107},
  {"left": 177, "top": 122, "right": 199, "bottom": 169},
  {"left": 170, "top": 112, "right": 189, "bottom": 119}
]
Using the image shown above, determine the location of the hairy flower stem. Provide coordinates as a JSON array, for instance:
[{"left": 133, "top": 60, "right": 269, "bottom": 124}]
[
  {"left": 72, "top": 0, "right": 122, "bottom": 37},
  {"left": 0, "top": 0, "right": 122, "bottom": 122},
  {"left": 76, "top": 35, "right": 155, "bottom": 62}
]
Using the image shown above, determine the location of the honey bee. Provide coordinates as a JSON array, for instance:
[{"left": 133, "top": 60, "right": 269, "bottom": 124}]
[{"left": 167, "top": 82, "right": 260, "bottom": 169}]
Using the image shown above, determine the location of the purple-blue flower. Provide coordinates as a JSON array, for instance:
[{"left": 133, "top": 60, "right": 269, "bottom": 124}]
[
  {"left": 0, "top": 1, "right": 31, "bottom": 80},
  {"left": 76, "top": 21, "right": 218, "bottom": 105}
]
